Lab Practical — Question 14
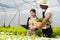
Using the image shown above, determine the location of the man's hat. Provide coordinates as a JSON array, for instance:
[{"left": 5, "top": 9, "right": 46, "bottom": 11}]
[{"left": 36, "top": 0, "right": 48, "bottom": 5}]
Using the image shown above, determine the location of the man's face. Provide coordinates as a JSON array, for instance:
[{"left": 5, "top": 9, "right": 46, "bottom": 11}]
[{"left": 40, "top": 5, "right": 48, "bottom": 9}]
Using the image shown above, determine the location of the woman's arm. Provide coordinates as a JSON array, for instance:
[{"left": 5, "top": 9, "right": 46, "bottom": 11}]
[{"left": 27, "top": 17, "right": 31, "bottom": 29}]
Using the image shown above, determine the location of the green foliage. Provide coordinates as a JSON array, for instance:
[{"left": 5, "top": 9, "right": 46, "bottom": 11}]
[
  {"left": 0, "top": 26, "right": 27, "bottom": 35},
  {"left": 52, "top": 27, "right": 60, "bottom": 37},
  {"left": 0, "top": 26, "right": 60, "bottom": 38},
  {"left": 35, "top": 27, "right": 60, "bottom": 37},
  {"left": 36, "top": 29, "right": 42, "bottom": 36},
  {"left": 36, "top": 18, "right": 43, "bottom": 22}
]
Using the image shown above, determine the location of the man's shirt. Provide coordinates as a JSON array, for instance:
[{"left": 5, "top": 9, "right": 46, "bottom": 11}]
[{"left": 45, "top": 7, "right": 60, "bottom": 26}]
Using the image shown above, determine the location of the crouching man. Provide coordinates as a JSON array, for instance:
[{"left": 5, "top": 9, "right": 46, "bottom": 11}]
[{"left": 36, "top": 0, "right": 53, "bottom": 38}]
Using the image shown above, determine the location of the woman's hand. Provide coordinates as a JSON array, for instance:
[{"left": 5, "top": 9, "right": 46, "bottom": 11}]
[{"left": 34, "top": 22, "right": 42, "bottom": 29}]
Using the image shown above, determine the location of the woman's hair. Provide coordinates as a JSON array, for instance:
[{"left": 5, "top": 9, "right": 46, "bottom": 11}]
[{"left": 30, "top": 9, "right": 36, "bottom": 13}]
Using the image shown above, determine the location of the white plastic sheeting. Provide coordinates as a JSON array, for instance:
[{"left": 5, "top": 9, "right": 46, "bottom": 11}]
[{"left": 0, "top": 0, "right": 60, "bottom": 27}]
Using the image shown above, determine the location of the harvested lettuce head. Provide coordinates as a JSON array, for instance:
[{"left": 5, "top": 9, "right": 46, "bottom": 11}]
[{"left": 36, "top": 18, "right": 43, "bottom": 22}]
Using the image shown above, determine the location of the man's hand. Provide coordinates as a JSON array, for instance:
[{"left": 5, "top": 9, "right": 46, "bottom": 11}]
[
  {"left": 37, "top": 12, "right": 51, "bottom": 29},
  {"left": 34, "top": 22, "right": 42, "bottom": 29},
  {"left": 36, "top": 23, "right": 43, "bottom": 29}
]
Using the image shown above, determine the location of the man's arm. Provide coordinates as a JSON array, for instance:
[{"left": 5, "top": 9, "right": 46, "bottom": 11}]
[{"left": 38, "top": 12, "right": 52, "bottom": 29}]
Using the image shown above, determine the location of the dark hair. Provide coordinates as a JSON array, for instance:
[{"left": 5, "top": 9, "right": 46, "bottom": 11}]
[{"left": 30, "top": 9, "right": 36, "bottom": 13}]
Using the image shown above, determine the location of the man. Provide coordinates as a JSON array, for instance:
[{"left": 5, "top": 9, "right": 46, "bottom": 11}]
[{"left": 36, "top": 0, "right": 53, "bottom": 37}]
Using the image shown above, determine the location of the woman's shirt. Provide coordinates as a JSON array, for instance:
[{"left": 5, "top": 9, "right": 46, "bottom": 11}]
[{"left": 29, "top": 17, "right": 37, "bottom": 29}]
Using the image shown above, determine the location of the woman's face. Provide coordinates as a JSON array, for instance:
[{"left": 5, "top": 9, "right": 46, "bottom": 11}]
[{"left": 30, "top": 11, "right": 36, "bottom": 17}]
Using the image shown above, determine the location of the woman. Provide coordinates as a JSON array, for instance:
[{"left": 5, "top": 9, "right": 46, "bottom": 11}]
[{"left": 27, "top": 9, "right": 38, "bottom": 36}]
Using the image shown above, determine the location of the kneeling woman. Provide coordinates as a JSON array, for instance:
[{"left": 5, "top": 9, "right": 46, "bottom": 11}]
[{"left": 27, "top": 9, "right": 38, "bottom": 36}]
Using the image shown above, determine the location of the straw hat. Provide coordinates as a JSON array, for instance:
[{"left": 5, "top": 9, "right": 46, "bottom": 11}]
[{"left": 36, "top": 0, "right": 48, "bottom": 5}]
